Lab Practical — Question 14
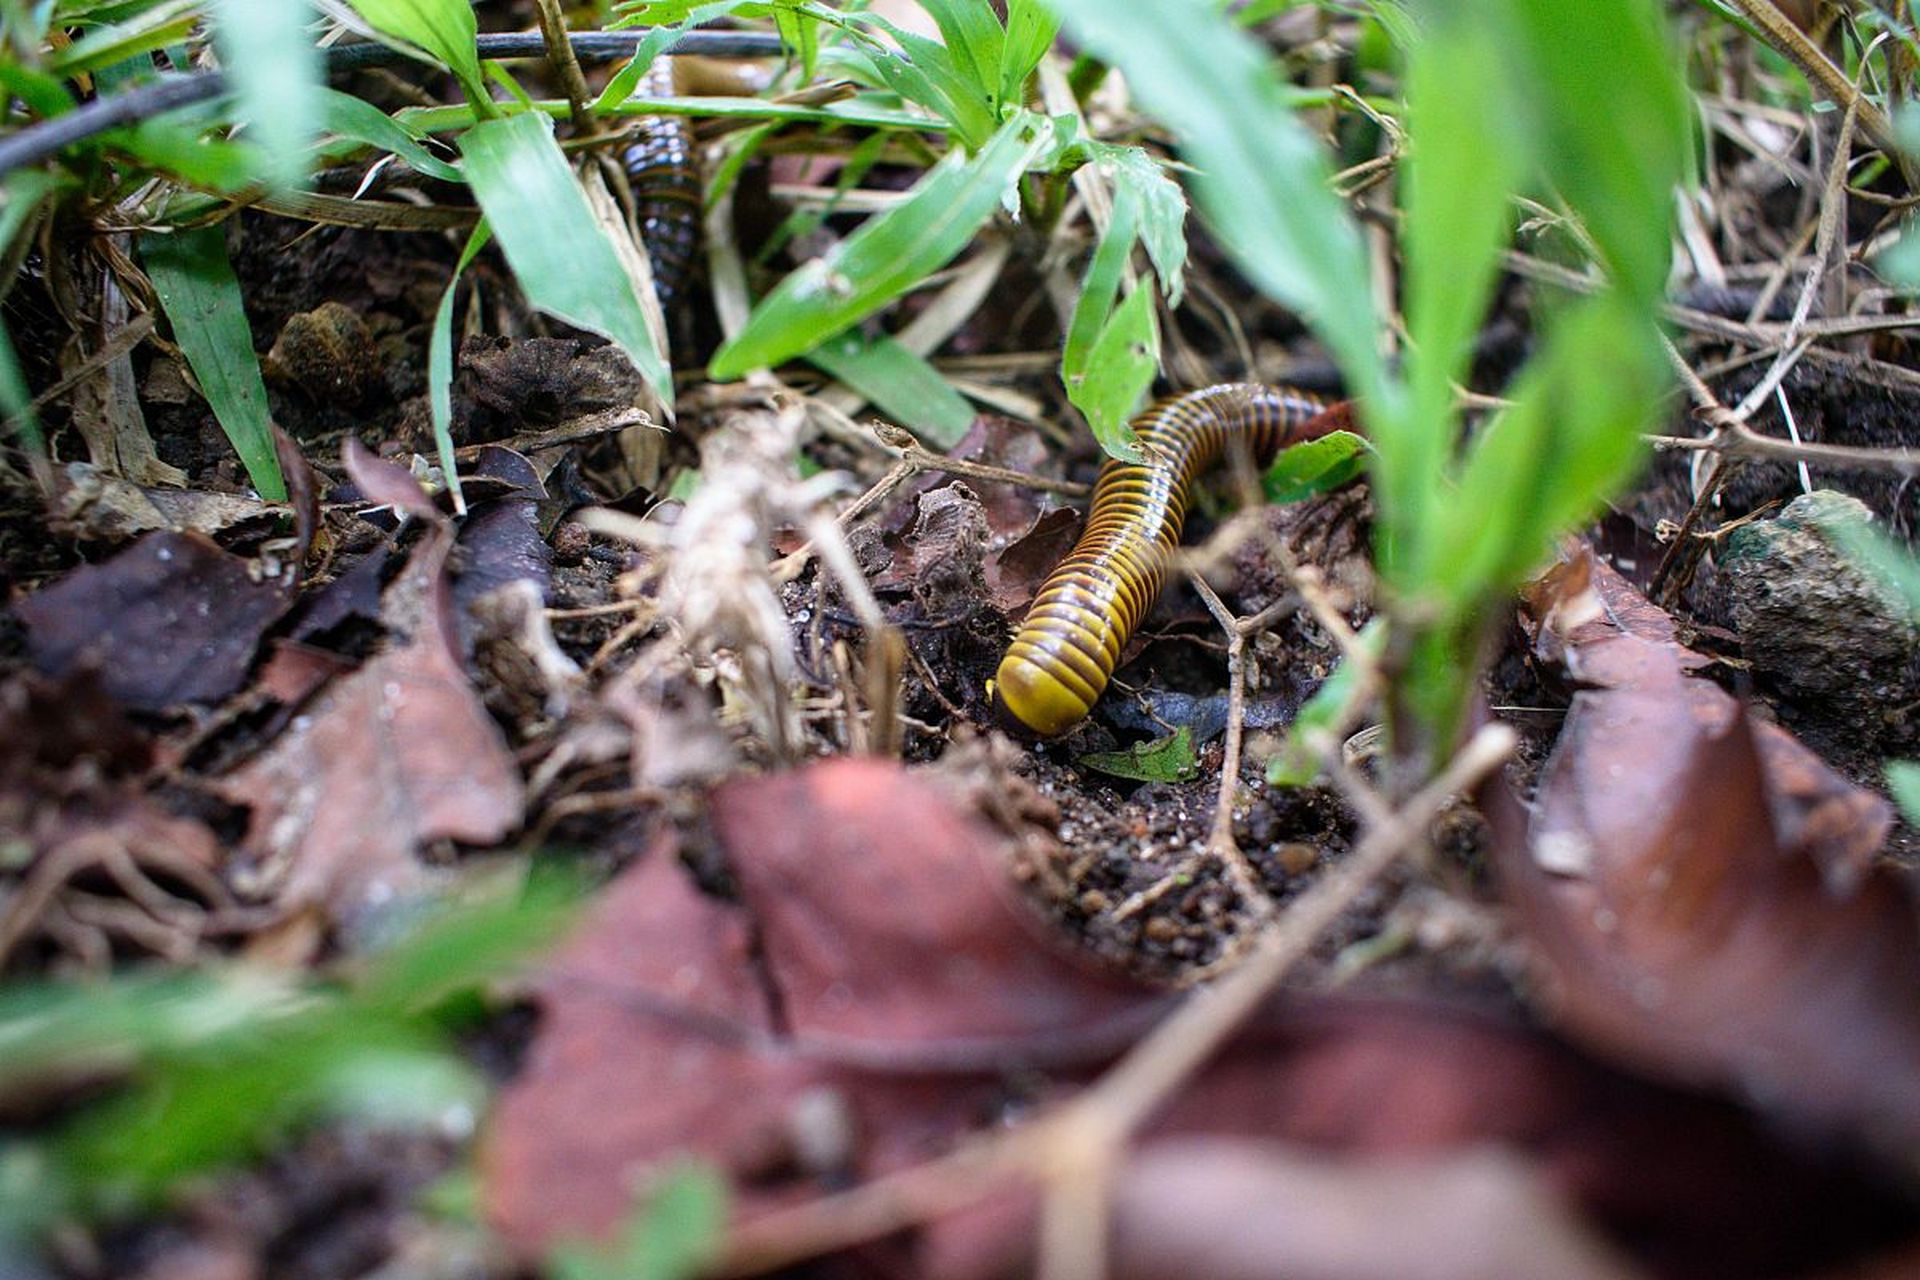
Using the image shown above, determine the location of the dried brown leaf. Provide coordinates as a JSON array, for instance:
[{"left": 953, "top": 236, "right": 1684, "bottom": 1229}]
[
  {"left": 217, "top": 526, "right": 522, "bottom": 920},
  {"left": 15, "top": 531, "right": 293, "bottom": 711},
  {"left": 1501, "top": 548, "right": 1920, "bottom": 1151}
]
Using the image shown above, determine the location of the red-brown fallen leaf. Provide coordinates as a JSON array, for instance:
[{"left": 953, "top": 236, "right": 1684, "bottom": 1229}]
[
  {"left": 986, "top": 506, "right": 1081, "bottom": 613},
  {"left": 217, "top": 525, "right": 523, "bottom": 921},
  {"left": 482, "top": 762, "right": 1162, "bottom": 1257},
  {"left": 15, "top": 531, "right": 294, "bottom": 711},
  {"left": 483, "top": 757, "right": 1917, "bottom": 1276},
  {"left": 481, "top": 842, "right": 823, "bottom": 1255},
  {"left": 1499, "top": 547, "right": 1920, "bottom": 1152},
  {"left": 711, "top": 759, "right": 1158, "bottom": 1052}
]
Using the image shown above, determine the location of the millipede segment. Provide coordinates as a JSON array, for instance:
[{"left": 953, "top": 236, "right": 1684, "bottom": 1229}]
[{"left": 992, "top": 383, "right": 1334, "bottom": 737}]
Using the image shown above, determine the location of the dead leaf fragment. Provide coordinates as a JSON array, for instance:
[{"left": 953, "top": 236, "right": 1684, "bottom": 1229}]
[
  {"left": 1502, "top": 548, "right": 1920, "bottom": 1152},
  {"left": 218, "top": 527, "right": 522, "bottom": 921},
  {"left": 15, "top": 531, "right": 292, "bottom": 711}
]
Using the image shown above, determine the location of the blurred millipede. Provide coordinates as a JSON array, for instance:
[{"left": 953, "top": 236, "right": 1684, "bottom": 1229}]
[
  {"left": 992, "top": 383, "right": 1337, "bottom": 737},
  {"left": 621, "top": 58, "right": 702, "bottom": 307}
]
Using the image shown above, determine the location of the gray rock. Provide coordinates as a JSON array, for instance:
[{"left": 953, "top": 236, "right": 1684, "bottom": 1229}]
[{"left": 1720, "top": 490, "right": 1920, "bottom": 725}]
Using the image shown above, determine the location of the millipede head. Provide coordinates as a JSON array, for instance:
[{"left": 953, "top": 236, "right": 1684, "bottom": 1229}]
[{"left": 989, "top": 653, "right": 1093, "bottom": 739}]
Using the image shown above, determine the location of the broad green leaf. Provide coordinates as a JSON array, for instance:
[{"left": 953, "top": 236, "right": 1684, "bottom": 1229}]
[
  {"left": 1430, "top": 297, "right": 1659, "bottom": 607},
  {"left": 459, "top": 110, "right": 671, "bottom": 407},
  {"left": 1888, "top": 761, "right": 1920, "bottom": 826},
  {"left": 1486, "top": 0, "right": 1687, "bottom": 303},
  {"left": 139, "top": 226, "right": 287, "bottom": 501},
  {"left": 1267, "top": 620, "right": 1382, "bottom": 787},
  {"left": 428, "top": 222, "right": 492, "bottom": 515},
  {"left": 709, "top": 111, "right": 1051, "bottom": 379},
  {"left": 343, "top": 0, "right": 488, "bottom": 108},
  {"left": 1070, "top": 282, "right": 1157, "bottom": 461},
  {"left": 916, "top": 0, "right": 1006, "bottom": 108},
  {"left": 1092, "top": 143, "right": 1187, "bottom": 304},
  {"left": 0, "top": 169, "right": 60, "bottom": 256},
  {"left": 551, "top": 1163, "right": 728, "bottom": 1280},
  {"left": 45, "top": 0, "right": 195, "bottom": 75},
  {"left": 210, "top": 0, "right": 322, "bottom": 192},
  {"left": 854, "top": 13, "right": 996, "bottom": 146},
  {"left": 315, "top": 87, "right": 462, "bottom": 182},
  {"left": 999, "top": 0, "right": 1060, "bottom": 111},
  {"left": 0, "top": 319, "right": 41, "bottom": 452},
  {"left": 805, "top": 329, "right": 976, "bottom": 447},
  {"left": 0, "top": 58, "right": 75, "bottom": 117},
  {"left": 112, "top": 112, "right": 261, "bottom": 191},
  {"left": 1062, "top": 179, "right": 1139, "bottom": 388},
  {"left": 1079, "top": 726, "right": 1198, "bottom": 784},
  {"left": 1391, "top": 22, "right": 1518, "bottom": 570},
  {"left": 1043, "top": 0, "right": 1390, "bottom": 416},
  {"left": 1262, "top": 430, "right": 1367, "bottom": 504}
]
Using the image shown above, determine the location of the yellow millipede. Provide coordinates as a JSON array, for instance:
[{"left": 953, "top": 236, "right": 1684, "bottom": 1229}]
[{"left": 992, "top": 383, "right": 1337, "bottom": 737}]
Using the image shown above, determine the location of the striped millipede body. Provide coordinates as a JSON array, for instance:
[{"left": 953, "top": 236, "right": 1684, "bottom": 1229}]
[
  {"left": 992, "top": 383, "right": 1336, "bottom": 738},
  {"left": 621, "top": 58, "right": 703, "bottom": 308}
]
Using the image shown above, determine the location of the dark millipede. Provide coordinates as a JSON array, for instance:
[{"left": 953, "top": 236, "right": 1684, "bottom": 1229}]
[
  {"left": 622, "top": 58, "right": 703, "bottom": 308},
  {"left": 991, "top": 383, "right": 1337, "bottom": 738}
]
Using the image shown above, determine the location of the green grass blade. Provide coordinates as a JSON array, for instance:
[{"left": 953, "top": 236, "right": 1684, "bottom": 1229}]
[
  {"left": 458, "top": 110, "right": 672, "bottom": 408},
  {"left": 1391, "top": 21, "right": 1518, "bottom": 575},
  {"left": 709, "top": 111, "right": 1052, "bottom": 380},
  {"left": 139, "top": 225, "right": 288, "bottom": 501},
  {"left": 45, "top": 0, "right": 196, "bottom": 76},
  {"left": 999, "top": 0, "right": 1060, "bottom": 112},
  {"left": 1072, "top": 283, "right": 1157, "bottom": 460},
  {"left": 1043, "top": 0, "right": 1390, "bottom": 416},
  {"left": 1062, "top": 180, "right": 1138, "bottom": 389},
  {"left": 915, "top": 0, "right": 1007, "bottom": 108},
  {"left": 805, "top": 329, "right": 976, "bottom": 448},
  {"left": 429, "top": 222, "right": 492, "bottom": 515},
  {"left": 343, "top": 0, "right": 489, "bottom": 108},
  {"left": 209, "top": 0, "right": 322, "bottom": 192},
  {"left": 0, "top": 319, "right": 43, "bottom": 453},
  {"left": 1093, "top": 143, "right": 1187, "bottom": 304},
  {"left": 315, "top": 87, "right": 462, "bottom": 182}
]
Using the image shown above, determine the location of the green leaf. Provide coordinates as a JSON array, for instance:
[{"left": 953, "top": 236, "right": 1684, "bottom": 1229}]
[
  {"left": 709, "top": 110, "right": 1052, "bottom": 380},
  {"left": 1488, "top": 0, "right": 1688, "bottom": 303},
  {"left": 428, "top": 222, "right": 492, "bottom": 516},
  {"left": 594, "top": 0, "right": 746, "bottom": 113},
  {"left": 853, "top": 13, "right": 997, "bottom": 146},
  {"left": 111, "top": 112, "right": 261, "bottom": 192},
  {"left": 315, "top": 86, "right": 462, "bottom": 182},
  {"left": 1390, "top": 21, "right": 1518, "bottom": 568},
  {"left": 550, "top": 1163, "right": 728, "bottom": 1280},
  {"left": 805, "top": 329, "right": 976, "bottom": 448},
  {"left": 1266, "top": 620, "right": 1382, "bottom": 787},
  {"left": 1062, "top": 179, "right": 1139, "bottom": 391},
  {"left": 999, "top": 0, "right": 1060, "bottom": 112},
  {"left": 343, "top": 0, "right": 488, "bottom": 108},
  {"left": 1043, "top": 0, "right": 1390, "bottom": 416},
  {"left": 0, "top": 318, "right": 42, "bottom": 452},
  {"left": 1093, "top": 143, "right": 1188, "bottom": 305},
  {"left": 917, "top": 0, "right": 1007, "bottom": 107},
  {"left": 1262, "top": 430, "right": 1366, "bottom": 504},
  {"left": 1079, "top": 726, "right": 1198, "bottom": 784},
  {"left": 1887, "top": 761, "right": 1920, "bottom": 826},
  {"left": 139, "top": 226, "right": 287, "bottom": 501},
  {"left": 45, "top": 0, "right": 195, "bottom": 75},
  {"left": 458, "top": 110, "right": 672, "bottom": 407},
  {"left": 1071, "top": 283, "right": 1157, "bottom": 461},
  {"left": 210, "top": 0, "right": 322, "bottom": 192}
]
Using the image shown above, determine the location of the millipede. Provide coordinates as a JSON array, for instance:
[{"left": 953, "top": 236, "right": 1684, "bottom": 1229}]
[
  {"left": 621, "top": 58, "right": 702, "bottom": 308},
  {"left": 991, "top": 383, "right": 1338, "bottom": 738}
]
